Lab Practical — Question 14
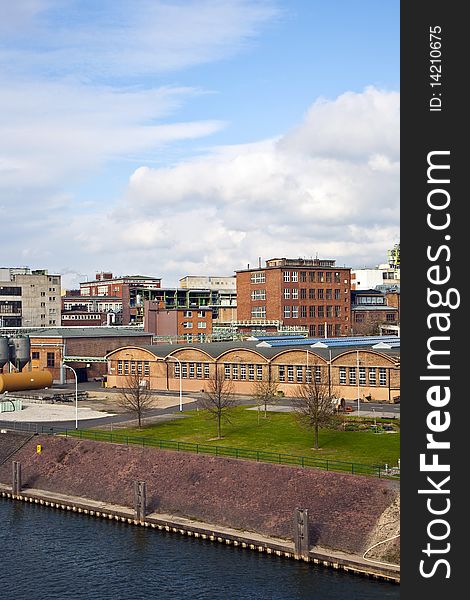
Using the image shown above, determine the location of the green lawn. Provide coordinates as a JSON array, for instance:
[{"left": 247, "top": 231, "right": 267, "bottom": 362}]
[{"left": 107, "top": 406, "right": 399, "bottom": 466}]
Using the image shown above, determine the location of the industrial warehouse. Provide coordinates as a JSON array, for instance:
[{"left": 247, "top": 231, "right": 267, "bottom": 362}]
[{"left": 105, "top": 336, "right": 400, "bottom": 402}]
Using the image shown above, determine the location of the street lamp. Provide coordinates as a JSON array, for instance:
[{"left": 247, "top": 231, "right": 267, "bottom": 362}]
[
  {"left": 167, "top": 356, "right": 183, "bottom": 412},
  {"left": 356, "top": 349, "right": 360, "bottom": 415},
  {"left": 63, "top": 364, "right": 78, "bottom": 429}
]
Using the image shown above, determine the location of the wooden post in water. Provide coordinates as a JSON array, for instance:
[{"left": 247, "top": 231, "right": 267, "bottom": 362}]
[
  {"left": 12, "top": 461, "right": 21, "bottom": 496},
  {"left": 293, "top": 508, "right": 310, "bottom": 560},
  {"left": 134, "top": 481, "right": 147, "bottom": 521}
]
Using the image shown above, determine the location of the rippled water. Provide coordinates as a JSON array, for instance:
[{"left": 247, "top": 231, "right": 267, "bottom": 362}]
[{"left": 0, "top": 499, "right": 399, "bottom": 600}]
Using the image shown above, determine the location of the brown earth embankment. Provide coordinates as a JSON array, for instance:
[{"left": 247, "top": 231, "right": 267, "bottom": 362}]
[{"left": 0, "top": 434, "right": 399, "bottom": 558}]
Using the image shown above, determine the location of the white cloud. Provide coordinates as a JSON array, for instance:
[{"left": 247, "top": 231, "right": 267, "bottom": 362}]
[{"left": 52, "top": 87, "right": 399, "bottom": 286}]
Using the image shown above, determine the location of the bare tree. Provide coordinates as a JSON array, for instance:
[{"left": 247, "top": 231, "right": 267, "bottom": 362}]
[
  {"left": 252, "top": 377, "right": 279, "bottom": 421},
  {"left": 199, "top": 365, "right": 235, "bottom": 439},
  {"left": 292, "top": 366, "right": 339, "bottom": 449},
  {"left": 116, "top": 372, "right": 155, "bottom": 428}
]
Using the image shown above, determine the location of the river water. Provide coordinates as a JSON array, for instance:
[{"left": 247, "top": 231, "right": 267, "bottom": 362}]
[{"left": 0, "top": 499, "right": 399, "bottom": 600}]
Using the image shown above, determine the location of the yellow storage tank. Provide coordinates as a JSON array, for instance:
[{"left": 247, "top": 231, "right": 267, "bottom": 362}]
[{"left": 0, "top": 371, "right": 53, "bottom": 394}]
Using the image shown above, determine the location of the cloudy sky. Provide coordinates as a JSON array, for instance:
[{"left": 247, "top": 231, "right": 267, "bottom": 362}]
[{"left": 0, "top": 0, "right": 399, "bottom": 288}]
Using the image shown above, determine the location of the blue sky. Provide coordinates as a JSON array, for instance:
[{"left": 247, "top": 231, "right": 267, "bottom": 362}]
[{"left": 0, "top": 0, "right": 399, "bottom": 287}]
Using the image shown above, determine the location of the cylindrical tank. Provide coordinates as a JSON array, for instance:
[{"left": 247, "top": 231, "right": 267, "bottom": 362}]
[
  {"left": 9, "top": 336, "right": 31, "bottom": 371},
  {"left": 0, "top": 337, "right": 10, "bottom": 369},
  {"left": 0, "top": 370, "right": 53, "bottom": 394}
]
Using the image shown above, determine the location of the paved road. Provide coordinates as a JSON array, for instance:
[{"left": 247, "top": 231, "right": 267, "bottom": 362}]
[{"left": 0, "top": 381, "right": 399, "bottom": 432}]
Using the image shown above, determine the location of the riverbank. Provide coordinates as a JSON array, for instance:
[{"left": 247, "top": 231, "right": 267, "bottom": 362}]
[{"left": 0, "top": 432, "right": 400, "bottom": 582}]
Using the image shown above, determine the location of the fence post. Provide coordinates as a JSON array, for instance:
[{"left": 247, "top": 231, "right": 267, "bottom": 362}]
[{"left": 293, "top": 508, "right": 310, "bottom": 560}]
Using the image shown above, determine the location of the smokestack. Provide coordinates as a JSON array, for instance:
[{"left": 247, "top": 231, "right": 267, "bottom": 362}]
[{"left": 258, "top": 257, "right": 261, "bottom": 268}]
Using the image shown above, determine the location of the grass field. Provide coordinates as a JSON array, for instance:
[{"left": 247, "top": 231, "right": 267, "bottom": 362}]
[{"left": 110, "top": 406, "right": 400, "bottom": 466}]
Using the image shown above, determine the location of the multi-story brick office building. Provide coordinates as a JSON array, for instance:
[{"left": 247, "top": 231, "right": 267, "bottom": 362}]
[
  {"left": 236, "top": 258, "right": 351, "bottom": 337},
  {"left": 79, "top": 272, "right": 161, "bottom": 326}
]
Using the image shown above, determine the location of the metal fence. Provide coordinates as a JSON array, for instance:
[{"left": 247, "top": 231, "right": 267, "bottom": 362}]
[{"left": 0, "top": 421, "right": 400, "bottom": 479}]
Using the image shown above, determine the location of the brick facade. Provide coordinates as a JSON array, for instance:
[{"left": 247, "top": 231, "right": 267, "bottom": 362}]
[{"left": 236, "top": 258, "right": 351, "bottom": 336}]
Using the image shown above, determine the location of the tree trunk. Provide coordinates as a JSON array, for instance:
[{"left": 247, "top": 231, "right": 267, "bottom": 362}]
[
  {"left": 217, "top": 412, "right": 222, "bottom": 438},
  {"left": 314, "top": 423, "right": 319, "bottom": 449}
]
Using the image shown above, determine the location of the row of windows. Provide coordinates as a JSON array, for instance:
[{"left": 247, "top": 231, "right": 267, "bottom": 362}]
[
  {"left": 182, "top": 321, "right": 207, "bottom": 329},
  {"left": 284, "top": 288, "right": 344, "bottom": 300},
  {"left": 183, "top": 310, "right": 207, "bottom": 317},
  {"left": 182, "top": 334, "right": 207, "bottom": 342},
  {"left": 174, "top": 362, "right": 211, "bottom": 379},
  {"left": 284, "top": 271, "right": 345, "bottom": 284},
  {"left": 169, "top": 363, "right": 388, "bottom": 386},
  {"left": 63, "top": 314, "right": 101, "bottom": 320},
  {"left": 309, "top": 324, "right": 342, "bottom": 336},
  {"left": 339, "top": 367, "right": 387, "bottom": 386},
  {"left": 283, "top": 305, "right": 342, "bottom": 318},
  {"left": 117, "top": 360, "right": 150, "bottom": 376}
]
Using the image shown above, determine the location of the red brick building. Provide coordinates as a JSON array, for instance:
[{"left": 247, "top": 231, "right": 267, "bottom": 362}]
[{"left": 236, "top": 258, "right": 351, "bottom": 337}]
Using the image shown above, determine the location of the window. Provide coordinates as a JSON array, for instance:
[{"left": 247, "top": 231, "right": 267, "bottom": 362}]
[
  {"left": 292, "top": 306, "right": 299, "bottom": 318},
  {"left": 326, "top": 289, "right": 332, "bottom": 300},
  {"left": 326, "top": 272, "right": 332, "bottom": 283},
  {"left": 232, "top": 364, "right": 238, "bottom": 380},
  {"left": 368, "top": 368, "right": 376, "bottom": 385},
  {"left": 296, "top": 367, "right": 303, "bottom": 382},
  {"left": 379, "top": 368, "right": 387, "bottom": 386},
  {"left": 189, "top": 363, "right": 195, "bottom": 378},
  {"left": 300, "top": 288, "right": 307, "bottom": 300},
  {"left": 349, "top": 367, "right": 356, "bottom": 385},
  {"left": 309, "top": 325, "right": 316, "bottom": 337},
  {"left": 32, "top": 351, "right": 40, "bottom": 360},
  {"left": 317, "top": 306, "right": 324, "bottom": 318},
  {"left": 334, "top": 306, "right": 341, "bottom": 317},
  {"left": 315, "top": 366, "right": 321, "bottom": 383},
  {"left": 300, "top": 271, "right": 307, "bottom": 282},
  {"left": 317, "top": 289, "right": 324, "bottom": 300},
  {"left": 144, "top": 362, "right": 150, "bottom": 376},
  {"left": 292, "top": 289, "right": 299, "bottom": 299},
  {"left": 174, "top": 362, "right": 180, "bottom": 377},
  {"left": 318, "top": 272, "right": 324, "bottom": 283},
  {"left": 309, "top": 306, "right": 315, "bottom": 318},
  {"left": 339, "top": 367, "right": 347, "bottom": 384},
  {"left": 256, "top": 365, "right": 263, "bottom": 380},
  {"left": 292, "top": 272, "right": 298, "bottom": 282},
  {"left": 248, "top": 364, "right": 255, "bottom": 381},
  {"left": 334, "top": 324, "right": 341, "bottom": 336},
  {"left": 306, "top": 367, "right": 311, "bottom": 383},
  {"left": 283, "top": 288, "right": 291, "bottom": 299},
  {"left": 327, "top": 324, "right": 333, "bottom": 337},
  {"left": 251, "top": 289, "right": 266, "bottom": 300},
  {"left": 198, "top": 322, "right": 207, "bottom": 329},
  {"left": 386, "top": 313, "right": 396, "bottom": 321},
  {"left": 124, "top": 361, "right": 129, "bottom": 375},
  {"left": 183, "top": 322, "right": 193, "bottom": 328},
  {"left": 224, "top": 364, "right": 231, "bottom": 379},
  {"left": 300, "top": 306, "right": 307, "bottom": 318},
  {"left": 318, "top": 324, "right": 325, "bottom": 337},
  {"left": 309, "top": 272, "right": 315, "bottom": 282},
  {"left": 117, "top": 360, "right": 123, "bottom": 375},
  {"left": 283, "top": 272, "right": 290, "bottom": 282},
  {"left": 198, "top": 311, "right": 205, "bottom": 317},
  {"left": 251, "top": 306, "right": 266, "bottom": 318},
  {"left": 240, "top": 364, "right": 247, "bottom": 380},
  {"left": 334, "top": 272, "right": 341, "bottom": 283},
  {"left": 359, "top": 367, "right": 366, "bottom": 385},
  {"left": 251, "top": 272, "right": 265, "bottom": 284},
  {"left": 184, "top": 310, "right": 192, "bottom": 317},
  {"left": 181, "top": 363, "right": 188, "bottom": 378},
  {"left": 204, "top": 364, "right": 210, "bottom": 378},
  {"left": 326, "top": 306, "right": 333, "bottom": 318},
  {"left": 278, "top": 366, "right": 285, "bottom": 382},
  {"left": 137, "top": 362, "right": 143, "bottom": 375},
  {"left": 334, "top": 289, "right": 341, "bottom": 300},
  {"left": 283, "top": 306, "right": 291, "bottom": 318},
  {"left": 287, "top": 366, "right": 294, "bottom": 382},
  {"left": 131, "top": 361, "right": 136, "bottom": 375}
]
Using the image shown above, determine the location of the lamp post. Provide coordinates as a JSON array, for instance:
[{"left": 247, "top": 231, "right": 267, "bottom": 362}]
[
  {"left": 356, "top": 349, "right": 360, "bottom": 415},
  {"left": 63, "top": 364, "right": 78, "bottom": 429},
  {"left": 167, "top": 356, "right": 183, "bottom": 412}
]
